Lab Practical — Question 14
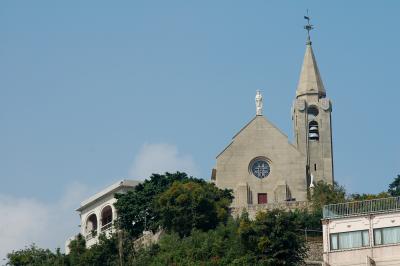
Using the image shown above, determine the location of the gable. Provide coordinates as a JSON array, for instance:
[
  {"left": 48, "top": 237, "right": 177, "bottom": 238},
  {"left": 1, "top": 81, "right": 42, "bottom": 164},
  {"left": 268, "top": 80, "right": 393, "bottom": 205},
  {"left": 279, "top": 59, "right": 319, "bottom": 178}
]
[
  {"left": 217, "top": 115, "right": 300, "bottom": 159},
  {"left": 215, "top": 115, "right": 308, "bottom": 203}
]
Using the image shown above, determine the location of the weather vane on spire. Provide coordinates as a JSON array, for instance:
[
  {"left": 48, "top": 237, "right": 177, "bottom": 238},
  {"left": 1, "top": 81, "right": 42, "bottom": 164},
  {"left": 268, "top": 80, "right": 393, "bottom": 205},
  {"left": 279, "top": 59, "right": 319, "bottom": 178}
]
[{"left": 304, "top": 9, "right": 314, "bottom": 45}]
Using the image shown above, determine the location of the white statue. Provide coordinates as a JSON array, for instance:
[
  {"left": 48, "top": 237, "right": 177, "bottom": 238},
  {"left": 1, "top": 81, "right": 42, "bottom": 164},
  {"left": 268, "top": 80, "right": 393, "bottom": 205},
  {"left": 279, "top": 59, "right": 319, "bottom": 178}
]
[
  {"left": 255, "top": 90, "right": 263, "bottom": 116},
  {"left": 309, "top": 173, "right": 315, "bottom": 189}
]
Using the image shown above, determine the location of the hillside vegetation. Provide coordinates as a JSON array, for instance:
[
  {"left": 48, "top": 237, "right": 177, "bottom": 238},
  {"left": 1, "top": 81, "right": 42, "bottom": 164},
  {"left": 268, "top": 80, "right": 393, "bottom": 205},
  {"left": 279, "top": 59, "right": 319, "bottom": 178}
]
[{"left": 7, "top": 173, "right": 400, "bottom": 266}]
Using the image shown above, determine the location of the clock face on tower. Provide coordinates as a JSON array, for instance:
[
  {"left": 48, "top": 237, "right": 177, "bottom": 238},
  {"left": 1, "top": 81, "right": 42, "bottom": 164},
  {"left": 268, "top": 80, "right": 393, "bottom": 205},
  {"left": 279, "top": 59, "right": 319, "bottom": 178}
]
[{"left": 251, "top": 159, "right": 270, "bottom": 179}]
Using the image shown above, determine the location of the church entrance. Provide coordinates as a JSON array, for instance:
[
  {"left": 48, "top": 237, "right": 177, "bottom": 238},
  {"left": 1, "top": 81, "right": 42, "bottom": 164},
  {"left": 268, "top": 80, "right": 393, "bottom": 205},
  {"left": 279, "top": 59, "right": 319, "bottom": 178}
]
[{"left": 258, "top": 193, "right": 268, "bottom": 204}]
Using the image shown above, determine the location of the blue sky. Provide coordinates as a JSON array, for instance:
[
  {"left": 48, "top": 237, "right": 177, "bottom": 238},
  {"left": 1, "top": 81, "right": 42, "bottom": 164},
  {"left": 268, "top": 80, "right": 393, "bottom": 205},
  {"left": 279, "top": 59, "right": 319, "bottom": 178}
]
[{"left": 1, "top": 0, "right": 399, "bottom": 257}]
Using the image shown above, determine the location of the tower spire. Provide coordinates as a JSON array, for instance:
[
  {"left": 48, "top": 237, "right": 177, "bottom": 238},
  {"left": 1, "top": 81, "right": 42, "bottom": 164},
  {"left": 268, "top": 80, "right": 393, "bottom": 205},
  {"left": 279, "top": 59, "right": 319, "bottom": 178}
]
[
  {"left": 292, "top": 13, "right": 334, "bottom": 187},
  {"left": 296, "top": 13, "right": 326, "bottom": 98}
]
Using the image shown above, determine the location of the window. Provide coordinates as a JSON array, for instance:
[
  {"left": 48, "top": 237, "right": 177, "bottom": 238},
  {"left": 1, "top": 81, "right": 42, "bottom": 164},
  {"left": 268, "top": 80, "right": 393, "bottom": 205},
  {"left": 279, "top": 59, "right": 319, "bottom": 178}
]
[
  {"left": 374, "top": 226, "right": 400, "bottom": 245},
  {"left": 258, "top": 193, "right": 268, "bottom": 204},
  {"left": 85, "top": 213, "right": 98, "bottom": 240},
  {"left": 101, "top": 205, "right": 113, "bottom": 231},
  {"left": 309, "top": 121, "right": 319, "bottom": 141},
  {"left": 249, "top": 158, "right": 271, "bottom": 179},
  {"left": 330, "top": 230, "right": 369, "bottom": 251}
]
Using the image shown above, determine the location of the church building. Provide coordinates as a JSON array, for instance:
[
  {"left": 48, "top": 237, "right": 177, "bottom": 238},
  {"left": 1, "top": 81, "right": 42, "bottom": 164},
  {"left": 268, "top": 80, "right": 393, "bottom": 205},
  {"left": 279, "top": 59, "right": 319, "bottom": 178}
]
[
  {"left": 67, "top": 19, "right": 336, "bottom": 249},
  {"left": 212, "top": 24, "right": 334, "bottom": 209}
]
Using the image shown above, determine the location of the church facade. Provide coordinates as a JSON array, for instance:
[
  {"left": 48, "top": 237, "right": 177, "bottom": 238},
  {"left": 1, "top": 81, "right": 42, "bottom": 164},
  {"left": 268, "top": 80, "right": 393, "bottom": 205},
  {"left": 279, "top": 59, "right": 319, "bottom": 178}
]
[{"left": 212, "top": 35, "right": 334, "bottom": 209}]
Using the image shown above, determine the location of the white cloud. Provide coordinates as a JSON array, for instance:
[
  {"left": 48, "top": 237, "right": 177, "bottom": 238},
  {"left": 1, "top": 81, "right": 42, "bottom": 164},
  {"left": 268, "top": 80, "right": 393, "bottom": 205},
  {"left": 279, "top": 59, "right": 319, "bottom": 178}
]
[
  {"left": 0, "top": 143, "right": 198, "bottom": 263},
  {"left": 130, "top": 143, "right": 199, "bottom": 179},
  {"left": 0, "top": 196, "right": 49, "bottom": 263},
  {"left": 0, "top": 182, "right": 91, "bottom": 263}
]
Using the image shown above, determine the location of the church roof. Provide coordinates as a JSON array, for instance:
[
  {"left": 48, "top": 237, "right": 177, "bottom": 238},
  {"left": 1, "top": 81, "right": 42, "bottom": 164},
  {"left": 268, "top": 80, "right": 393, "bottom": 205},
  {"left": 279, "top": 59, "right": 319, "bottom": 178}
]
[{"left": 296, "top": 42, "right": 326, "bottom": 98}]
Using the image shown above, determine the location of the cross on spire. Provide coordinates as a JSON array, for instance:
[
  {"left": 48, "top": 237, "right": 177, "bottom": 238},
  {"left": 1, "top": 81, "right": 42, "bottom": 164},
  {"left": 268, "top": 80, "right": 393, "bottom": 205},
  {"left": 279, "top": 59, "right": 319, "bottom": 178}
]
[
  {"left": 296, "top": 11, "right": 326, "bottom": 98},
  {"left": 304, "top": 10, "right": 314, "bottom": 45}
]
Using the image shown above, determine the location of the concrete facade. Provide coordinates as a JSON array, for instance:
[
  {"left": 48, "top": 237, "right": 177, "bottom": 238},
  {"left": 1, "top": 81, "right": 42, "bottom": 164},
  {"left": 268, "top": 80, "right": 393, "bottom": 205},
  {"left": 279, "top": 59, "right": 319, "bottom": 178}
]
[
  {"left": 322, "top": 210, "right": 400, "bottom": 266},
  {"left": 292, "top": 43, "right": 334, "bottom": 185},
  {"left": 215, "top": 116, "right": 308, "bottom": 207},
  {"left": 213, "top": 40, "right": 334, "bottom": 209},
  {"left": 65, "top": 180, "right": 139, "bottom": 252}
]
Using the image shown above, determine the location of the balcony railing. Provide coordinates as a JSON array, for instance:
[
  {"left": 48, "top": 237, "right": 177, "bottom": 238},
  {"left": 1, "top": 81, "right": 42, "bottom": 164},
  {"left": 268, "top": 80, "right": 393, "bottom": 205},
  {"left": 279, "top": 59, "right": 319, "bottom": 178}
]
[
  {"left": 101, "top": 222, "right": 112, "bottom": 232},
  {"left": 323, "top": 196, "right": 400, "bottom": 219},
  {"left": 85, "top": 231, "right": 97, "bottom": 241}
]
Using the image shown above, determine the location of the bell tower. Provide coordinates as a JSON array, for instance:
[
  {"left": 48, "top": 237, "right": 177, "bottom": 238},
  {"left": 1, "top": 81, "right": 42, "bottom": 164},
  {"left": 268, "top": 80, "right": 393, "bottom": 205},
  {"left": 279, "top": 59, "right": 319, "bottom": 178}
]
[{"left": 292, "top": 16, "right": 334, "bottom": 186}]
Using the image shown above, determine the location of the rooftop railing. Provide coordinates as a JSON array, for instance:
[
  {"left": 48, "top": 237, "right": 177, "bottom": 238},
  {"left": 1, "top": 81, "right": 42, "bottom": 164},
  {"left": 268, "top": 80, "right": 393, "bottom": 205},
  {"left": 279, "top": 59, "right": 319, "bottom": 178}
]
[{"left": 323, "top": 196, "right": 400, "bottom": 219}]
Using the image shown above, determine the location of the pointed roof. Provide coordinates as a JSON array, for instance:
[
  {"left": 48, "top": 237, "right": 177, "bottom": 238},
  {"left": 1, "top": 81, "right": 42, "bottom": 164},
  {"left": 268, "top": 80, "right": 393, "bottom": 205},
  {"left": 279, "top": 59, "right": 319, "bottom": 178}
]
[{"left": 296, "top": 42, "right": 326, "bottom": 98}]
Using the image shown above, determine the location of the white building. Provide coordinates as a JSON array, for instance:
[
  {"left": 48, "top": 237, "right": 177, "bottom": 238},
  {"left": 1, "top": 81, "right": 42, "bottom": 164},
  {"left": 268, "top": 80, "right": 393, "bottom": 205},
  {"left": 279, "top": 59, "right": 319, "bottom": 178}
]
[
  {"left": 322, "top": 197, "right": 400, "bottom": 266},
  {"left": 65, "top": 179, "right": 139, "bottom": 253}
]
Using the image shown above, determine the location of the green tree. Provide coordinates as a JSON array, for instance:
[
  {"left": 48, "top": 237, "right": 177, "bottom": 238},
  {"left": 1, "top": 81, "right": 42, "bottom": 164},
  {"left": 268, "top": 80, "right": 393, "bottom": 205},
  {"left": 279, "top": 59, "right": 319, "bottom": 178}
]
[
  {"left": 67, "top": 233, "right": 124, "bottom": 266},
  {"left": 292, "top": 208, "right": 322, "bottom": 233},
  {"left": 349, "top": 192, "right": 390, "bottom": 201},
  {"left": 6, "top": 244, "right": 66, "bottom": 266},
  {"left": 155, "top": 181, "right": 233, "bottom": 237},
  {"left": 132, "top": 219, "right": 253, "bottom": 266},
  {"left": 114, "top": 172, "right": 209, "bottom": 237},
  {"left": 79, "top": 235, "right": 119, "bottom": 266},
  {"left": 67, "top": 234, "right": 86, "bottom": 265},
  {"left": 388, "top": 175, "right": 400, "bottom": 197},
  {"left": 239, "top": 209, "right": 308, "bottom": 266},
  {"left": 311, "top": 181, "right": 346, "bottom": 213}
]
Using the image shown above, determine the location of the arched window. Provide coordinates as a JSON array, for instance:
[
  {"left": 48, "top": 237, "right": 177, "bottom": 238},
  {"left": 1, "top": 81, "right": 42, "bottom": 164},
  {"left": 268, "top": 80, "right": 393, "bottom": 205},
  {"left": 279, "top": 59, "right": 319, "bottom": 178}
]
[
  {"left": 309, "top": 121, "right": 319, "bottom": 141},
  {"left": 101, "top": 205, "right": 113, "bottom": 231},
  {"left": 85, "top": 213, "right": 98, "bottom": 239}
]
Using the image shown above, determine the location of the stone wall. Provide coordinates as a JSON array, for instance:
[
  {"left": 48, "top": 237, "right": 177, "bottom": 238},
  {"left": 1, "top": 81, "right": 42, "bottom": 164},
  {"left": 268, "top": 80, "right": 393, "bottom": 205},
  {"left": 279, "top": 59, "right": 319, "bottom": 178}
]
[
  {"left": 133, "top": 230, "right": 164, "bottom": 250},
  {"left": 230, "top": 201, "right": 310, "bottom": 219},
  {"left": 305, "top": 239, "right": 323, "bottom": 266}
]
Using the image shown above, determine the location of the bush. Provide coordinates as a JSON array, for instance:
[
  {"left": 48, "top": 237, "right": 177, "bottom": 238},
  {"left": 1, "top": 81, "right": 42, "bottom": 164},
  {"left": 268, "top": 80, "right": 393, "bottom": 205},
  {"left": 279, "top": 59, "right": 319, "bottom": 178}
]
[
  {"left": 239, "top": 209, "right": 308, "bottom": 266},
  {"left": 132, "top": 219, "right": 252, "bottom": 266}
]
